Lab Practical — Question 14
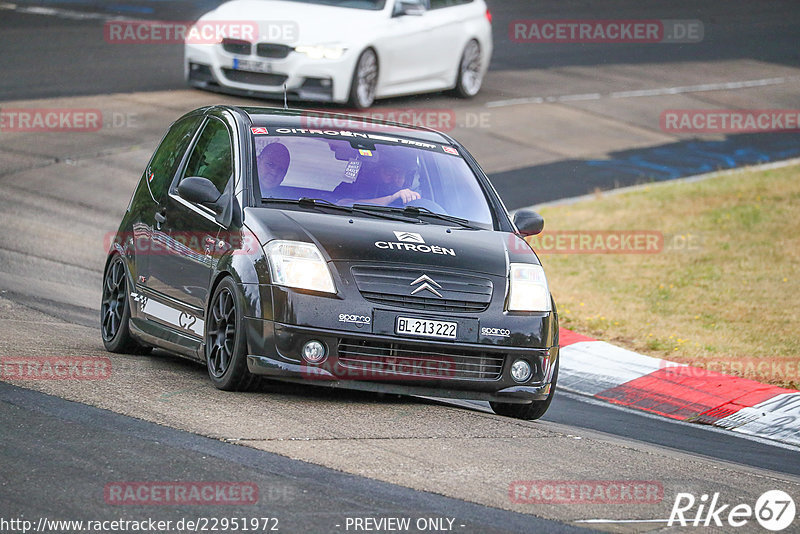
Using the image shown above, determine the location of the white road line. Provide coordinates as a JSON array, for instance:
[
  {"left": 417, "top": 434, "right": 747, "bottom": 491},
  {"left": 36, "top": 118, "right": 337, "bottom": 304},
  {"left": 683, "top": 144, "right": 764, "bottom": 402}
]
[
  {"left": 486, "top": 96, "right": 545, "bottom": 108},
  {"left": 487, "top": 76, "right": 799, "bottom": 108},
  {"left": 574, "top": 519, "right": 671, "bottom": 524},
  {"left": 0, "top": 3, "right": 135, "bottom": 21},
  {"left": 610, "top": 77, "right": 793, "bottom": 98},
  {"left": 554, "top": 92, "right": 602, "bottom": 102}
]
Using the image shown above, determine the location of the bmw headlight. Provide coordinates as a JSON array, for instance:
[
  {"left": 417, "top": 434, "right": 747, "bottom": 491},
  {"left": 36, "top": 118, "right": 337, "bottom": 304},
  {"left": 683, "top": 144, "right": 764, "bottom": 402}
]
[
  {"left": 265, "top": 240, "right": 336, "bottom": 294},
  {"left": 294, "top": 44, "right": 346, "bottom": 60},
  {"left": 507, "top": 263, "right": 551, "bottom": 312}
]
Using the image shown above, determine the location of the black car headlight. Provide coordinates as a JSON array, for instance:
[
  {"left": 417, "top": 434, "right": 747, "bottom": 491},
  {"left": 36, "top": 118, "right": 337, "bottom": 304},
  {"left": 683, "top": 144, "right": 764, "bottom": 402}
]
[
  {"left": 507, "top": 263, "right": 551, "bottom": 312},
  {"left": 264, "top": 240, "right": 336, "bottom": 294}
]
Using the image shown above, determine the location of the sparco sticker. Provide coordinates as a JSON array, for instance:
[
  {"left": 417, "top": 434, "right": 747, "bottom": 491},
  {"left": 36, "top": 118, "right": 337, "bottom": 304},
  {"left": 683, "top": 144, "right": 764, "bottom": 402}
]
[
  {"left": 482, "top": 327, "right": 511, "bottom": 337},
  {"left": 338, "top": 314, "right": 371, "bottom": 325}
]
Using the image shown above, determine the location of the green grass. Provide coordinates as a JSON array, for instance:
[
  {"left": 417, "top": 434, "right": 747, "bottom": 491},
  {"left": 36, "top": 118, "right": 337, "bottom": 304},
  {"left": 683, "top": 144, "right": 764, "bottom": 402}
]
[{"left": 533, "top": 164, "right": 800, "bottom": 388}]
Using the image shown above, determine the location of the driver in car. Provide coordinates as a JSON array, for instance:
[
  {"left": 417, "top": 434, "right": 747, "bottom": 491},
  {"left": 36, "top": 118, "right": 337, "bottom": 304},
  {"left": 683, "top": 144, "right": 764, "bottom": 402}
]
[
  {"left": 334, "top": 150, "right": 421, "bottom": 206},
  {"left": 257, "top": 142, "right": 291, "bottom": 197}
]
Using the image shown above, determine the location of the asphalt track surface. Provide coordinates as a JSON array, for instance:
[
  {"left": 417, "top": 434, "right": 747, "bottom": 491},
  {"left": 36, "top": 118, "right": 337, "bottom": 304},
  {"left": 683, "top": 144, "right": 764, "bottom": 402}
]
[
  {"left": 0, "top": 382, "right": 585, "bottom": 533},
  {"left": 1, "top": 1, "right": 800, "bottom": 532}
]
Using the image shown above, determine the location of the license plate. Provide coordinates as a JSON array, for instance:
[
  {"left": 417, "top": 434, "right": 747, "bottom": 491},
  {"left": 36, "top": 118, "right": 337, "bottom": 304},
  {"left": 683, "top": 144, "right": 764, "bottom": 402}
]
[
  {"left": 395, "top": 316, "right": 457, "bottom": 340},
  {"left": 232, "top": 58, "right": 273, "bottom": 73}
]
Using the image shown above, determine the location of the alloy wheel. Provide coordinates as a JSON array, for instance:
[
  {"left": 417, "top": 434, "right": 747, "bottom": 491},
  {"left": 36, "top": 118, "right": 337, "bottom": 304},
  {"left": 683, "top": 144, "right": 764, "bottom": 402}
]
[
  {"left": 459, "top": 41, "right": 482, "bottom": 96},
  {"left": 355, "top": 49, "right": 378, "bottom": 108},
  {"left": 101, "top": 258, "right": 127, "bottom": 341},
  {"left": 207, "top": 287, "right": 236, "bottom": 378}
]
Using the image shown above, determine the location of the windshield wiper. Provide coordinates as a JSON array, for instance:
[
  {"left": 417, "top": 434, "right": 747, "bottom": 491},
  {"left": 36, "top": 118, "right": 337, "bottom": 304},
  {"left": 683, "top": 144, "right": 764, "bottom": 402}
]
[
  {"left": 264, "top": 198, "right": 419, "bottom": 223},
  {"left": 349, "top": 203, "right": 421, "bottom": 223},
  {"left": 402, "top": 205, "right": 481, "bottom": 229},
  {"left": 262, "top": 197, "right": 353, "bottom": 213},
  {"left": 355, "top": 204, "right": 481, "bottom": 230}
]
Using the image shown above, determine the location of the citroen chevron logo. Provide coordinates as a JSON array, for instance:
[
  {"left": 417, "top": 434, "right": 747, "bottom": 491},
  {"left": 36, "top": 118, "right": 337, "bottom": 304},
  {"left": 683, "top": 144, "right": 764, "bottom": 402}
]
[
  {"left": 410, "top": 274, "right": 443, "bottom": 298},
  {"left": 394, "top": 231, "right": 425, "bottom": 243}
]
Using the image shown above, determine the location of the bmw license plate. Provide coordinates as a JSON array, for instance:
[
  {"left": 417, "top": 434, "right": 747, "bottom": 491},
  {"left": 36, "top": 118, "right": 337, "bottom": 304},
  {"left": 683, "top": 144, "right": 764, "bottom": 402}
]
[
  {"left": 396, "top": 316, "right": 457, "bottom": 340},
  {"left": 233, "top": 58, "right": 272, "bottom": 73}
]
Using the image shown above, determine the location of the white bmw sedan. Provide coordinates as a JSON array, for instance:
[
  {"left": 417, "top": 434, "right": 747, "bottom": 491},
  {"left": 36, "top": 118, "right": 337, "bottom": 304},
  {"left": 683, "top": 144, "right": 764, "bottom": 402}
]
[{"left": 185, "top": 0, "right": 492, "bottom": 108}]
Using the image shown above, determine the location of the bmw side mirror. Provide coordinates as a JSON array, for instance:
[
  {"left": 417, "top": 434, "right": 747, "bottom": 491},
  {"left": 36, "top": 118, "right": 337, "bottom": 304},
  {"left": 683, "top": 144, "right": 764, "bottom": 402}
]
[
  {"left": 178, "top": 176, "right": 223, "bottom": 212},
  {"left": 513, "top": 210, "right": 545, "bottom": 236},
  {"left": 393, "top": 0, "right": 426, "bottom": 17}
]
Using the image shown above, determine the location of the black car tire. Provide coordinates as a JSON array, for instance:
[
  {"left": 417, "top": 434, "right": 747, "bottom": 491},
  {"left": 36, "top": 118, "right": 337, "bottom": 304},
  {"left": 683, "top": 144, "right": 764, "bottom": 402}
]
[
  {"left": 101, "top": 255, "right": 151, "bottom": 354},
  {"left": 452, "top": 39, "right": 483, "bottom": 99},
  {"left": 348, "top": 48, "right": 379, "bottom": 109},
  {"left": 205, "top": 277, "right": 260, "bottom": 391},
  {"left": 490, "top": 358, "right": 558, "bottom": 420}
]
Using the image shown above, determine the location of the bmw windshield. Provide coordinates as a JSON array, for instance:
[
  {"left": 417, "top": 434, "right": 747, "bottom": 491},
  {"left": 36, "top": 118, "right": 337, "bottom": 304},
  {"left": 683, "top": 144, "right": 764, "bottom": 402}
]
[{"left": 252, "top": 129, "right": 495, "bottom": 227}]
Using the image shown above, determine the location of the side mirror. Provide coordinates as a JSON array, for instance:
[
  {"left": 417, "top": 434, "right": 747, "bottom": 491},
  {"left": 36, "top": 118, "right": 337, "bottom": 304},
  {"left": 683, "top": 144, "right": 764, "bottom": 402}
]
[
  {"left": 393, "top": 0, "right": 426, "bottom": 17},
  {"left": 513, "top": 210, "right": 544, "bottom": 236},
  {"left": 178, "top": 176, "right": 222, "bottom": 212}
]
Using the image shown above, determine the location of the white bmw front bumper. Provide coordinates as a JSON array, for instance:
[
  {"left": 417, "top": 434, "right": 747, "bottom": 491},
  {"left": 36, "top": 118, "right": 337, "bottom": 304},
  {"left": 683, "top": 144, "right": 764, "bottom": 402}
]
[{"left": 185, "top": 42, "right": 357, "bottom": 104}]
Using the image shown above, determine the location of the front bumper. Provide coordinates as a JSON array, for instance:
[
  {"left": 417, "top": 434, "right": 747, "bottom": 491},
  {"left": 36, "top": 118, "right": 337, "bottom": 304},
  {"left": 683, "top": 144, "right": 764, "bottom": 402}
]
[
  {"left": 244, "top": 319, "right": 558, "bottom": 403},
  {"left": 185, "top": 43, "right": 354, "bottom": 103}
]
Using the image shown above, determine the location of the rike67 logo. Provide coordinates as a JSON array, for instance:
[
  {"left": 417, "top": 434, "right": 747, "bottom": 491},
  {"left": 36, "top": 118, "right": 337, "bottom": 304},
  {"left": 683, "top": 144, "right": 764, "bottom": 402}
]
[{"left": 669, "top": 490, "right": 796, "bottom": 531}]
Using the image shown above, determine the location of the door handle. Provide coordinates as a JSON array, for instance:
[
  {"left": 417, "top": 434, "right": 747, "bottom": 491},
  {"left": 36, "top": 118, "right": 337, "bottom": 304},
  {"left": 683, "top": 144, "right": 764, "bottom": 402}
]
[{"left": 154, "top": 209, "right": 166, "bottom": 224}]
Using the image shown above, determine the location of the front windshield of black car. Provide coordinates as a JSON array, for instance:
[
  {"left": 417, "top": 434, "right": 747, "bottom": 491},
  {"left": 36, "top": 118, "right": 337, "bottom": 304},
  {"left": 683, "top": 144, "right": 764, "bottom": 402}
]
[
  {"left": 252, "top": 130, "right": 494, "bottom": 226},
  {"left": 276, "top": 0, "right": 386, "bottom": 10}
]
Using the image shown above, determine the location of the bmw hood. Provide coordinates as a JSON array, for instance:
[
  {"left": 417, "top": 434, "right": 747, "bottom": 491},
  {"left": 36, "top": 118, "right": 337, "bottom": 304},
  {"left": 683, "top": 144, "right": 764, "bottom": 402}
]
[
  {"left": 198, "top": 0, "right": 382, "bottom": 46},
  {"left": 245, "top": 208, "right": 536, "bottom": 277}
]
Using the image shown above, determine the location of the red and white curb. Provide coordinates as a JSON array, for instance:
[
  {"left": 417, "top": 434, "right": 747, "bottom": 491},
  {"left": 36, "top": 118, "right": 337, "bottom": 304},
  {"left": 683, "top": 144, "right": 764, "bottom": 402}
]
[{"left": 558, "top": 328, "right": 800, "bottom": 447}]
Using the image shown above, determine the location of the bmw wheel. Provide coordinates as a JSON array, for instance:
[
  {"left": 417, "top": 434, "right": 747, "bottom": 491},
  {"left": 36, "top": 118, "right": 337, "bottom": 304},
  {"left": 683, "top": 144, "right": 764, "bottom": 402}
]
[
  {"left": 453, "top": 39, "right": 483, "bottom": 98},
  {"left": 206, "top": 277, "right": 260, "bottom": 391},
  {"left": 348, "top": 48, "right": 378, "bottom": 109},
  {"left": 101, "top": 255, "right": 150, "bottom": 354},
  {"left": 490, "top": 359, "right": 558, "bottom": 420}
]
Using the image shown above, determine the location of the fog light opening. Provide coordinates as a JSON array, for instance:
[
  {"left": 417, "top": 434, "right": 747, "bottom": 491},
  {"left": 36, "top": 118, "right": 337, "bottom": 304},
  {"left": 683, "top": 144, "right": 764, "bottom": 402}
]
[
  {"left": 511, "top": 359, "right": 532, "bottom": 383},
  {"left": 302, "top": 340, "right": 327, "bottom": 364}
]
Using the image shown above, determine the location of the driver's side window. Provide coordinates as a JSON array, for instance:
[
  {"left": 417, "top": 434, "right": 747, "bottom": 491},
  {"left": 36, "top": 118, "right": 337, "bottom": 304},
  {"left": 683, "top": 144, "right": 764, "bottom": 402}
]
[
  {"left": 394, "top": 0, "right": 426, "bottom": 15},
  {"left": 180, "top": 117, "right": 233, "bottom": 195}
]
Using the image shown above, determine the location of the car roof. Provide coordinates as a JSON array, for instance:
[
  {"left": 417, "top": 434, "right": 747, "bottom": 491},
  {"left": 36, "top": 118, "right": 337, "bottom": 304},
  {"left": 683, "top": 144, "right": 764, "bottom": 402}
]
[{"left": 234, "top": 106, "right": 455, "bottom": 145}]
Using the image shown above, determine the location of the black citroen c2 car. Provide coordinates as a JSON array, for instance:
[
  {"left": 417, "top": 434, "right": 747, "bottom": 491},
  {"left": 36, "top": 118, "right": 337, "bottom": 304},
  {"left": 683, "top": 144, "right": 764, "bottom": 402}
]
[{"left": 102, "top": 105, "right": 559, "bottom": 419}]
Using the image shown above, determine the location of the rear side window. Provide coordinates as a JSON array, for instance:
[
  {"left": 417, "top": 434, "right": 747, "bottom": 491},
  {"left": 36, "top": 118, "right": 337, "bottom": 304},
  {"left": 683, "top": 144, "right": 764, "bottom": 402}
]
[
  {"left": 146, "top": 115, "right": 202, "bottom": 202},
  {"left": 181, "top": 118, "right": 234, "bottom": 194}
]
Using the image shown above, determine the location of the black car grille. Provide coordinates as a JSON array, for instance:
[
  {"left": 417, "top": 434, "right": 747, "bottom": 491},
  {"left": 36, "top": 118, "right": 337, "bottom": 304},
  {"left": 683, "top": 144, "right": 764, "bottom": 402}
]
[
  {"left": 256, "top": 43, "right": 291, "bottom": 58},
  {"left": 351, "top": 266, "right": 493, "bottom": 313},
  {"left": 337, "top": 338, "right": 504, "bottom": 380},
  {"left": 221, "top": 69, "right": 288, "bottom": 86},
  {"left": 222, "top": 38, "right": 251, "bottom": 55}
]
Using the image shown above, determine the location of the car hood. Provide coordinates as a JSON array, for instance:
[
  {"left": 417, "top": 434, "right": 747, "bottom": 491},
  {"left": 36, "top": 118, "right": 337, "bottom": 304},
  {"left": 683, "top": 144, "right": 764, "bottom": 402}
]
[
  {"left": 245, "top": 208, "right": 536, "bottom": 277},
  {"left": 200, "top": 0, "right": 382, "bottom": 46}
]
